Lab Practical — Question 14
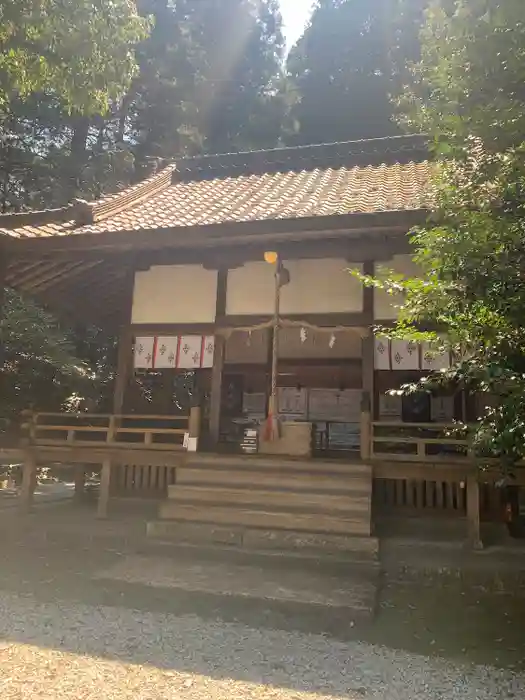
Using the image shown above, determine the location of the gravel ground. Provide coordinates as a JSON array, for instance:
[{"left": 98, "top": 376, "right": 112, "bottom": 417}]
[{"left": 0, "top": 592, "right": 522, "bottom": 700}]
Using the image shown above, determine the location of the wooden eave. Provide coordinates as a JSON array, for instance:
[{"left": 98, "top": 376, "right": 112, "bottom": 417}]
[{"left": 2, "top": 208, "right": 425, "bottom": 329}]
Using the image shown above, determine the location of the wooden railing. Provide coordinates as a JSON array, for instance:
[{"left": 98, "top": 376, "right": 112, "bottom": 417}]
[
  {"left": 371, "top": 421, "right": 470, "bottom": 462},
  {"left": 20, "top": 412, "right": 192, "bottom": 451}
]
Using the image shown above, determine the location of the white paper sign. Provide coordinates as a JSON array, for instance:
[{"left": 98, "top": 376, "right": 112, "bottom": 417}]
[
  {"left": 390, "top": 339, "right": 420, "bottom": 370},
  {"left": 178, "top": 335, "right": 204, "bottom": 369},
  {"left": 201, "top": 335, "right": 215, "bottom": 368},
  {"left": 134, "top": 336, "right": 155, "bottom": 369},
  {"left": 421, "top": 342, "right": 451, "bottom": 371},
  {"left": 374, "top": 336, "right": 391, "bottom": 370},
  {"left": 154, "top": 336, "right": 179, "bottom": 369}
]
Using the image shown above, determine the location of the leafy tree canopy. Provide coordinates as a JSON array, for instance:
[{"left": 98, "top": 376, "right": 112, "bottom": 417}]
[
  {"left": 286, "top": 0, "right": 401, "bottom": 145},
  {"left": 0, "top": 289, "right": 114, "bottom": 435},
  {"left": 371, "top": 0, "right": 525, "bottom": 468},
  {"left": 0, "top": 0, "right": 148, "bottom": 115}
]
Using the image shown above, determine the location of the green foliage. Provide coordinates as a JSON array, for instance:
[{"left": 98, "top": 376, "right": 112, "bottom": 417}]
[
  {"left": 0, "top": 0, "right": 148, "bottom": 115},
  {"left": 0, "top": 289, "right": 113, "bottom": 433},
  {"left": 0, "top": 0, "right": 293, "bottom": 207},
  {"left": 398, "top": 0, "right": 525, "bottom": 151},
  {"left": 375, "top": 1, "right": 525, "bottom": 469},
  {"left": 286, "top": 0, "right": 401, "bottom": 145}
]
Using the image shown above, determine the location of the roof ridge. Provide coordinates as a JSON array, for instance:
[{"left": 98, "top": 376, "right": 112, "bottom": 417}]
[
  {"left": 181, "top": 134, "right": 428, "bottom": 162},
  {"left": 0, "top": 206, "right": 75, "bottom": 231},
  {"left": 175, "top": 134, "right": 429, "bottom": 180},
  {"left": 89, "top": 165, "right": 175, "bottom": 223},
  {"left": 0, "top": 165, "right": 176, "bottom": 231}
]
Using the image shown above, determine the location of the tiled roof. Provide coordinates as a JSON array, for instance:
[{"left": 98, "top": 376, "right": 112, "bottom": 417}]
[{"left": 0, "top": 136, "right": 433, "bottom": 239}]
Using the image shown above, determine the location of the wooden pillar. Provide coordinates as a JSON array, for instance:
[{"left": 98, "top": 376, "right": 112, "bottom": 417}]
[
  {"left": 360, "top": 260, "right": 375, "bottom": 461},
  {"left": 97, "top": 457, "right": 112, "bottom": 519},
  {"left": 74, "top": 465, "right": 86, "bottom": 501},
  {"left": 0, "top": 241, "right": 10, "bottom": 370},
  {"left": 19, "top": 450, "right": 37, "bottom": 512},
  {"left": 209, "top": 335, "right": 225, "bottom": 444},
  {"left": 209, "top": 268, "right": 228, "bottom": 445},
  {"left": 113, "top": 325, "right": 133, "bottom": 415},
  {"left": 466, "top": 472, "right": 483, "bottom": 549},
  {"left": 0, "top": 241, "right": 8, "bottom": 309}
]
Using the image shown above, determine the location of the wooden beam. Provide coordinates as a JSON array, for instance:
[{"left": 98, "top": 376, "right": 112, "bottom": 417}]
[
  {"left": 7, "top": 209, "right": 427, "bottom": 257},
  {"left": 130, "top": 322, "right": 215, "bottom": 336},
  {"left": 23, "top": 260, "right": 103, "bottom": 292}
]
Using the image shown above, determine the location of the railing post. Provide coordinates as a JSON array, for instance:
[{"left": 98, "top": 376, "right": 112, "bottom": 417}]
[
  {"left": 74, "top": 465, "right": 86, "bottom": 501},
  {"left": 466, "top": 470, "right": 483, "bottom": 549},
  {"left": 189, "top": 406, "right": 201, "bottom": 440},
  {"left": 97, "top": 457, "right": 112, "bottom": 519},
  {"left": 107, "top": 415, "right": 116, "bottom": 443},
  {"left": 19, "top": 450, "right": 37, "bottom": 512}
]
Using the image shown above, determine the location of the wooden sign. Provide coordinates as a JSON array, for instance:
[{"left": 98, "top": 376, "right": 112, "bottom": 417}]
[
  {"left": 277, "top": 387, "right": 308, "bottom": 418},
  {"left": 431, "top": 396, "right": 455, "bottom": 422},
  {"left": 308, "top": 389, "right": 361, "bottom": 422},
  {"left": 378, "top": 394, "right": 402, "bottom": 421}
]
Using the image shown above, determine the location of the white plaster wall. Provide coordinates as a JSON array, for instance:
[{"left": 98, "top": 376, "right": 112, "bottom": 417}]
[
  {"left": 226, "top": 258, "right": 363, "bottom": 315},
  {"left": 131, "top": 265, "right": 218, "bottom": 324},
  {"left": 374, "top": 254, "right": 422, "bottom": 321}
]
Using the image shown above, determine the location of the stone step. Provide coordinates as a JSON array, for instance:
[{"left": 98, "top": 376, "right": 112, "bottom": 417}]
[
  {"left": 175, "top": 466, "right": 371, "bottom": 493},
  {"left": 96, "top": 550, "right": 378, "bottom": 619},
  {"left": 167, "top": 485, "right": 371, "bottom": 514},
  {"left": 157, "top": 503, "right": 371, "bottom": 536},
  {"left": 147, "top": 520, "right": 379, "bottom": 562}
]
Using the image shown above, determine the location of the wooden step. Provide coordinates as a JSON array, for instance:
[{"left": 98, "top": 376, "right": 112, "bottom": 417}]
[
  {"left": 167, "top": 485, "right": 371, "bottom": 514},
  {"left": 176, "top": 466, "right": 371, "bottom": 493},
  {"left": 185, "top": 453, "right": 372, "bottom": 476},
  {"left": 157, "top": 503, "right": 371, "bottom": 536}
]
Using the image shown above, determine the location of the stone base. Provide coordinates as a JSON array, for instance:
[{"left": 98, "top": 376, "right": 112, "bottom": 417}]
[
  {"left": 147, "top": 520, "right": 378, "bottom": 563},
  {"left": 258, "top": 421, "right": 312, "bottom": 457}
]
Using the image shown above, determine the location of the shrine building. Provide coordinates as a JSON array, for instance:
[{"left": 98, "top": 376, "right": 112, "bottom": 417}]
[{"left": 0, "top": 134, "right": 505, "bottom": 549}]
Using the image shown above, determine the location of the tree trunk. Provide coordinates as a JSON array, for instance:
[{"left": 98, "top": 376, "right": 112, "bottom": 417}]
[{"left": 67, "top": 115, "right": 90, "bottom": 202}]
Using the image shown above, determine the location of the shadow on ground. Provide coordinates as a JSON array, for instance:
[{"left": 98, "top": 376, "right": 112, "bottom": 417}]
[{"left": 0, "top": 501, "right": 524, "bottom": 675}]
